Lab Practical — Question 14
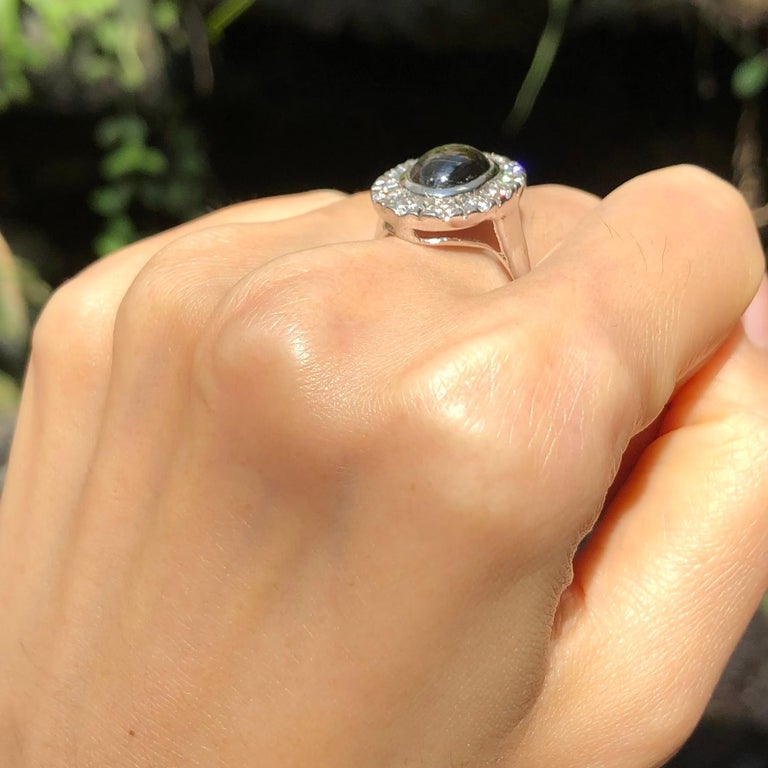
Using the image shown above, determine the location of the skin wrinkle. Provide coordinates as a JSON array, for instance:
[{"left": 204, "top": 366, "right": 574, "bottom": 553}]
[
  {"left": 549, "top": 349, "right": 592, "bottom": 469},
  {"left": 469, "top": 352, "right": 507, "bottom": 439},
  {"left": 530, "top": 375, "right": 569, "bottom": 479}
]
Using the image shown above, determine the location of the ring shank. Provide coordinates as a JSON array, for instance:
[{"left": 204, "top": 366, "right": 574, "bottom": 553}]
[{"left": 374, "top": 200, "right": 530, "bottom": 280}]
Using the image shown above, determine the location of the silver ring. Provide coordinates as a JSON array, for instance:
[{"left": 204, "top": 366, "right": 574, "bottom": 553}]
[{"left": 371, "top": 143, "right": 529, "bottom": 280}]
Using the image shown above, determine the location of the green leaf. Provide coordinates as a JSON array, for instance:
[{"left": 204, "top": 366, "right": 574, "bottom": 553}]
[
  {"left": 95, "top": 114, "right": 148, "bottom": 148},
  {"left": 14, "top": 257, "right": 51, "bottom": 310},
  {"left": 89, "top": 183, "right": 133, "bottom": 216},
  {"left": 77, "top": 52, "right": 117, "bottom": 83},
  {"left": 94, "top": 214, "right": 139, "bottom": 256},
  {"left": 0, "top": 369, "right": 20, "bottom": 417},
  {"left": 0, "top": 241, "right": 30, "bottom": 355},
  {"left": 0, "top": 73, "right": 31, "bottom": 111},
  {"left": 732, "top": 52, "right": 768, "bottom": 100},
  {"left": 101, "top": 143, "right": 168, "bottom": 179},
  {"left": 153, "top": 0, "right": 180, "bottom": 33},
  {"left": 92, "top": 16, "right": 122, "bottom": 52},
  {"left": 114, "top": 43, "right": 146, "bottom": 91}
]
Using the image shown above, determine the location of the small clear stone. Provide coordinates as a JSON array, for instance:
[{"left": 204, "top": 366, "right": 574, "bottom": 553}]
[
  {"left": 461, "top": 195, "right": 480, "bottom": 213},
  {"left": 440, "top": 204, "right": 464, "bottom": 219}
]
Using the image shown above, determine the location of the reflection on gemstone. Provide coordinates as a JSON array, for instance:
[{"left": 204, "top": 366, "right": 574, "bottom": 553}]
[
  {"left": 409, "top": 144, "right": 492, "bottom": 190},
  {"left": 371, "top": 151, "right": 525, "bottom": 219}
]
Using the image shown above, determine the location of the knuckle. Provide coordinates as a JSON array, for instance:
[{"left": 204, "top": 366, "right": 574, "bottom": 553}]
[
  {"left": 198, "top": 249, "right": 358, "bottom": 400},
  {"left": 390, "top": 329, "right": 550, "bottom": 553},
  {"left": 112, "top": 272, "right": 173, "bottom": 355},
  {"left": 678, "top": 164, "right": 751, "bottom": 216},
  {"left": 539, "top": 314, "right": 635, "bottom": 478},
  {"left": 666, "top": 162, "right": 739, "bottom": 196},
  {"left": 559, "top": 307, "right": 641, "bottom": 487},
  {"left": 389, "top": 286, "right": 638, "bottom": 553},
  {"left": 642, "top": 166, "right": 764, "bottom": 288},
  {"left": 193, "top": 260, "right": 358, "bottom": 462},
  {"left": 401, "top": 329, "right": 534, "bottom": 447},
  {"left": 198, "top": 287, "right": 305, "bottom": 411},
  {"left": 644, "top": 164, "right": 755, "bottom": 230},
  {"left": 559, "top": 291, "right": 640, "bottom": 421},
  {"left": 113, "top": 226, "right": 238, "bottom": 346},
  {"left": 516, "top": 283, "right": 640, "bottom": 479},
  {"left": 29, "top": 274, "right": 113, "bottom": 380}
]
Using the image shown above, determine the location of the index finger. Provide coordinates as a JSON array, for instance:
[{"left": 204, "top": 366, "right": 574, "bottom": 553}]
[{"left": 484, "top": 165, "right": 764, "bottom": 539}]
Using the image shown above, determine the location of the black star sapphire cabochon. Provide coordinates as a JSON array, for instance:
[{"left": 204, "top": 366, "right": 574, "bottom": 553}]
[{"left": 408, "top": 144, "right": 493, "bottom": 191}]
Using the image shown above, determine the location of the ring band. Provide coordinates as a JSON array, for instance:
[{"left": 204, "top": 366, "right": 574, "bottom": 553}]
[{"left": 371, "top": 143, "right": 529, "bottom": 280}]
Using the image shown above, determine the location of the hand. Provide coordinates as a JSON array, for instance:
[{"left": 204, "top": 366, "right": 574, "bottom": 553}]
[{"left": 1, "top": 167, "right": 766, "bottom": 768}]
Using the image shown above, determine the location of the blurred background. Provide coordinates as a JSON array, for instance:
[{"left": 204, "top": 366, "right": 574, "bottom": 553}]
[{"left": 1, "top": 1, "right": 767, "bottom": 764}]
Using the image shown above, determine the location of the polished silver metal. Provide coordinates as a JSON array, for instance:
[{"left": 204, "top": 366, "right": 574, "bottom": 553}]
[{"left": 371, "top": 145, "right": 529, "bottom": 280}]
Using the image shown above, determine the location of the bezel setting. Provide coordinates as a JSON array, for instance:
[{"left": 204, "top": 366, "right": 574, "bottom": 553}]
[{"left": 371, "top": 151, "right": 526, "bottom": 222}]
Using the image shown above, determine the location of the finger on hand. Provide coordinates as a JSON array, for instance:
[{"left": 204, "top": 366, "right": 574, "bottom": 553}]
[
  {"left": 478, "top": 166, "right": 764, "bottom": 546},
  {"left": 513, "top": 318, "right": 768, "bottom": 768},
  {"left": 521, "top": 184, "right": 600, "bottom": 266}
]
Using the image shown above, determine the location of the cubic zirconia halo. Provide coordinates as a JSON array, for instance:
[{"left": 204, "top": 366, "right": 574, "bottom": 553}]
[{"left": 371, "top": 143, "right": 530, "bottom": 280}]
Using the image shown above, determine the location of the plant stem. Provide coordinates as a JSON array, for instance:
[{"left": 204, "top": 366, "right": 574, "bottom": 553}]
[
  {"left": 504, "top": 0, "right": 573, "bottom": 134},
  {"left": 207, "top": 0, "right": 258, "bottom": 43}
]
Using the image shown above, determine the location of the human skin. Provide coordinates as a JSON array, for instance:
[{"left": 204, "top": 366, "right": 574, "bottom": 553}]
[{"left": 0, "top": 166, "right": 767, "bottom": 767}]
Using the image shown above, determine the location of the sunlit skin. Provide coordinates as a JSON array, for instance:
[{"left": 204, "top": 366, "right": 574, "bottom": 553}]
[{"left": 1, "top": 166, "right": 767, "bottom": 767}]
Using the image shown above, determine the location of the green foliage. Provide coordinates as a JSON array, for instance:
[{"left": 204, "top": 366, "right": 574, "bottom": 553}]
[
  {"left": 91, "top": 111, "right": 209, "bottom": 255},
  {"left": 95, "top": 114, "right": 167, "bottom": 179},
  {"left": 696, "top": 7, "right": 768, "bottom": 101},
  {"left": 0, "top": 370, "right": 20, "bottom": 417},
  {"left": 0, "top": 1, "right": 208, "bottom": 256},
  {"left": 0, "top": 0, "right": 168, "bottom": 107},
  {"left": 0, "top": 238, "right": 50, "bottom": 391},
  {"left": 732, "top": 52, "right": 768, "bottom": 100},
  {"left": 0, "top": 0, "right": 209, "bottom": 394},
  {"left": 0, "top": 246, "right": 30, "bottom": 355}
]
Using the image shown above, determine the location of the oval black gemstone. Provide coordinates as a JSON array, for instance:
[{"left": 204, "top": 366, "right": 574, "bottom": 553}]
[{"left": 409, "top": 144, "right": 491, "bottom": 190}]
